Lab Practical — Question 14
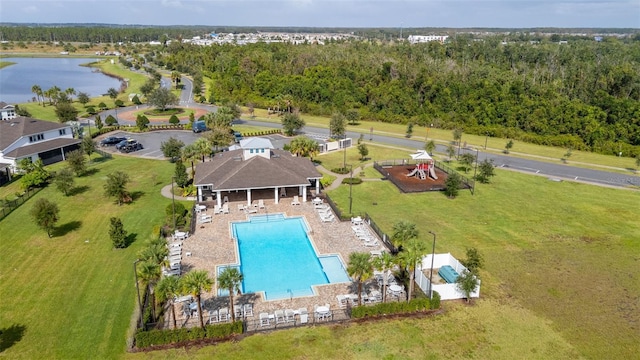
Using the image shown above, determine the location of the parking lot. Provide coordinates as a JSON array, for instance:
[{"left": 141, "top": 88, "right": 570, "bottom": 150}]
[{"left": 98, "top": 130, "right": 291, "bottom": 160}]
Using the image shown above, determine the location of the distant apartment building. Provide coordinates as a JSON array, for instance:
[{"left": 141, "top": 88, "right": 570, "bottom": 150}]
[{"left": 407, "top": 35, "right": 449, "bottom": 44}]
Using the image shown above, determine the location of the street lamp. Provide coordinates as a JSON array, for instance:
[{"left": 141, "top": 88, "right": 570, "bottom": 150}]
[
  {"left": 428, "top": 231, "right": 436, "bottom": 300},
  {"left": 348, "top": 164, "right": 354, "bottom": 215},
  {"left": 472, "top": 148, "right": 479, "bottom": 196},
  {"left": 171, "top": 176, "right": 176, "bottom": 233},
  {"left": 133, "top": 259, "right": 143, "bottom": 325}
]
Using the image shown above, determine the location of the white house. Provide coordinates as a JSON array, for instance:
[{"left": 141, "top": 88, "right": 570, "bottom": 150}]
[
  {"left": 0, "top": 102, "right": 16, "bottom": 121},
  {"left": 0, "top": 117, "right": 81, "bottom": 173},
  {"left": 414, "top": 253, "right": 481, "bottom": 301}
]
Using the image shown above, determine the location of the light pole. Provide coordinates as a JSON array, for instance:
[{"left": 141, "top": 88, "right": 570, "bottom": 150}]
[
  {"left": 472, "top": 148, "right": 479, "bottom": 196},
  {"left": 343, "top": 144, "right": 347, "bottom": 170},
  {"left": 484, "top": 133, "right": 488, "bottom": 150},
  {"left": 171, "top": 176, "right": 176, "bottom": 233},
  {"left": 348, "top": 164, "right": 353, "bottom": 215},
  {"left": 133, "top": 259, "right": 143, "bottom": 326},
  {"left": 428, "top": 231, "right": 436, "bottom": 300}
]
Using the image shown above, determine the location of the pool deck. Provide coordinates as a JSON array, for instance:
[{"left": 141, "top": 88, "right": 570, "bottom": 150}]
[{"left": 175, "top": 196, "right": 387, "bottom": 328}]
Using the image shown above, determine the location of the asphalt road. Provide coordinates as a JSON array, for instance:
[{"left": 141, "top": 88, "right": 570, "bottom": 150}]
[{"left": 238, "top": 119, "right": 640, "bottom": 189}]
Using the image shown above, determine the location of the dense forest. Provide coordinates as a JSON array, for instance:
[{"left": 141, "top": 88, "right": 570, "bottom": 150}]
[
  {"left": 153, "top": 36, "right": 640, "bottom": 156},
  {"left": 2, "top": 24, "right": 639, "bottom": 155}
]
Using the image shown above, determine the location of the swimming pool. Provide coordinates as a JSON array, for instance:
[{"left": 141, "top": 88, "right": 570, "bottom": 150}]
[{"left": 229, "top": 214, "right": 350, "bottom": 300}]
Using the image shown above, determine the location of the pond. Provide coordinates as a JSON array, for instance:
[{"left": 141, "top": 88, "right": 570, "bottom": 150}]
[{"left": 0, "top": 57, "right": 122, "bottom": 104}]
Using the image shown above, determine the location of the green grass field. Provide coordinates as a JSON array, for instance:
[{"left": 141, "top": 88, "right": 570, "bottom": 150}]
[
  {"left": 0, "top": 155, "right": 180, "bottom": 358},
  {"left": 1, "top": 154, "right": 638, "bottom": 359}
]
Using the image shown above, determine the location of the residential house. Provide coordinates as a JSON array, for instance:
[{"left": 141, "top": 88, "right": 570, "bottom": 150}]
[
  {"left": 0, "top": 102, "right": 16, "bottom": 121},
  {"left": 0, "top": 117, "right": 81, "bottom": 177}
]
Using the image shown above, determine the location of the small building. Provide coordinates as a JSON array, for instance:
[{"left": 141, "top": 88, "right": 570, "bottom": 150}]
[
  {"left": 0, "top": 116, "right": 81, "bottom": 174},
  {"left": 407, "top": 35, "right": 449, "bottom": 44},
  {"left": 0, "top": 102, "right": 16, "bottom": 121},
  {"left": 194, "top": 137, "right": 322, "bottom": 206}
]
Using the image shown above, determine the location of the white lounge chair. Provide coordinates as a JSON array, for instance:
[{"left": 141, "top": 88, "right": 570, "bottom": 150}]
[
  {"left": 336, "top": 295, "right": 349, "bottom": 308},
  {"left": 243, "top": 303, "right": 254, "bottom": 317},
  {"left": 259, "top": 312, "right": 270, "bottom": 327},
  {"left": 213, "top": 205, "right": 223, "bottom": 215},
  {"left": 219, "top": 307, "right": 230, "bottom": 322},
  {"left": 285, "top": 309, "right": 295, "bottom": 323},
  {"left": 234, "top": 305, "right": 243, "bottom": 319},
  {"left": 258, "top": 199, "right": 265, "bottom": 209},
  {"left": 237, "top": 203, "right": 246, "bottom": 211},
  {"left": 208, "top": 309, "right": 219, "bottom": 324},
  {"left": 274, "top": 309, "right": 285, "bottom": 324},
  {"left": 291, "top": 196, "right": 301, "bottom": 206},
  {"left": 200, "top": 214, "right": 212, "bottom": 223},
  {"left": 222, "top": 203, "right": 229, "bottom": 214},
  {"left": 321, "top": 213, "right": 335, "bottom": 222}
]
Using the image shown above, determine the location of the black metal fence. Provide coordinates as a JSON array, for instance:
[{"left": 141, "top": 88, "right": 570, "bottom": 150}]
[
  {"left": 364, "top": 213, "right": 396, "bottom": 253},
  {"left": 0, "top": 187, "right": 42, "bottom": 221}
]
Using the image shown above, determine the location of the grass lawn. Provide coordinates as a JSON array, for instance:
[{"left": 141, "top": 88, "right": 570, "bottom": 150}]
[
  {"left": 1, "top": 153, "right": 638, "bottom": 359},
  {"left": 315, "top": 142, "right": 411, "bottom": 172},
  {"left": 327, "top": 169, "right": 640, "bottom": 359},
  {"left": 0, "top": 155, "right": 179, "bottom": 359}
]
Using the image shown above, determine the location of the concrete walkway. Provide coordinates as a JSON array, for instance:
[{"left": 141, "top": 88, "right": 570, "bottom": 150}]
[
  {"left": 160, "top": 184, "right": 196, "bottom": 201},
  {"left": 316, "top": 163, "right": 383, "bottom": 191}
]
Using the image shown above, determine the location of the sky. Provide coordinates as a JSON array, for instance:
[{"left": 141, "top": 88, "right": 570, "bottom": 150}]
[{"left": 0, "top": 0, "right": 638, "bottom": 29}]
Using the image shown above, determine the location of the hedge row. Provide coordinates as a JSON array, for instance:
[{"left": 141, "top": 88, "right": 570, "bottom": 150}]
[
  {"left": 243, "top": 129, "right": 281, "bottom": 137},
  {"left": 331, "top": 167, "right": 351, "bottom": 174},
  {"left": 90, "top": 126, "right": 120, "bottom": 138},
  {"left": 350, "top": 293, "right": 440, "bottom": 319},
  {"left": 135, "top": 321, "right": 243, "bottom": 349}
]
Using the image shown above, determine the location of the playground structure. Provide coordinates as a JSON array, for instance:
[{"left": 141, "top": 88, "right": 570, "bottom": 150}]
[{"left": 405, "top": 150, "right": 438, "bottom": 181}]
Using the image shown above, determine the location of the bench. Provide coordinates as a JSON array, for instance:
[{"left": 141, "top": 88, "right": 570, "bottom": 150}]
[{"left": 438, "top": 265, "right": 459, "bottom": 283}]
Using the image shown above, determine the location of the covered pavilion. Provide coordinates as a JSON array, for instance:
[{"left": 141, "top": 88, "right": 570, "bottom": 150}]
[{"left": 193, "top": 138, "right": 322, "bottom": 207}]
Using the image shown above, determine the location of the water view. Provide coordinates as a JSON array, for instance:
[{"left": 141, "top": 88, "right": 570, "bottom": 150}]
[{"left": 0, "top": 57, "right": 122, "bottom": 104}]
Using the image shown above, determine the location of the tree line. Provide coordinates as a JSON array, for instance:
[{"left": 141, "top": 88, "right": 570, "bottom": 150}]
[{"left": 153, "top": 37, "right": 640, "bottom": 156}]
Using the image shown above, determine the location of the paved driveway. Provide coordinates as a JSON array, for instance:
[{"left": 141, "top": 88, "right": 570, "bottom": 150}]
[{"left": 102, "top": 130, "right": 291, "bottom": 160}]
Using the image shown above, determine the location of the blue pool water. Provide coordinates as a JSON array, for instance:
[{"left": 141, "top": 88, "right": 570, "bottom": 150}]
[{"left": 231, "top": 215, "right": 350, "bottom": 300}]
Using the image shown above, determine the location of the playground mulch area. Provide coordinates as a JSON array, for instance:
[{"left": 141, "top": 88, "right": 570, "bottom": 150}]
[{"left": 377, "top": 165, "right": 448, "bottom": 193}]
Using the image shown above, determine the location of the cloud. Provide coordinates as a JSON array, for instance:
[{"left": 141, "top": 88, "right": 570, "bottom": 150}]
[{"left": 22, "top": 5, "right": 39, "bottom": 13}]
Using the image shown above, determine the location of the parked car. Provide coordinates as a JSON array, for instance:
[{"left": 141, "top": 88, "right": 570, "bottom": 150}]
[
  {"left": 100, "top": 136, "right": 126, "bottom": 147},
  {"left": 192, "top": 120, "right": 208, "bottom": 133},
  {"left": 116, "top": 139, "right": 143, "bottom": 153},
  {"left": 233, "top": 131, "right": 243, "bottom": 143}
]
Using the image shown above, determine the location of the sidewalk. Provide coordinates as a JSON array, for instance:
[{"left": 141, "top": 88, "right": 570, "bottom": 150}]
[{"left": 160, "top": 184, "right": 196, "bottom": 201}]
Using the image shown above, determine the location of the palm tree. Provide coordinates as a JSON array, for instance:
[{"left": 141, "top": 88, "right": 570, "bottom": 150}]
[
  {"left": 181, "top": 144, "right": 199, "bottom": 176},
  {"left": 372, "top": 252, "right": 395, "bottom": 303},
  {"left": 217, "top": 267, "right": 244, "bottom": 322},
  {"left": 138, "top": 241, "right": 169, "bottom": 269},
  {"left": 391, "top": 221, "right": 419, "bottom": 250},
  {"left": 182, "top": 270, "right": 213, "bottom": 329},
  {"left": 31, "top": 85, "right": 42, "bottom": 106},
  {"left": 137, "top": 261, "right": 162, "bottom": 321},
  {"left": 397, "top": 238, "right": 429, "bottom": 301},
  {"left": 171, "top": 71, "right": 181, "bottom": 88},
  {"left": 65, "top": 87, "right": 76, "bottom": 101},
  {"left": 347, "top": 252, "right": 374, "bottom": 306},
  {"left": 156, "top": 276, "right": 182, "bottom": 329},
  {"left": 193, "top": 138, "right": 212, "bottom": 162}
]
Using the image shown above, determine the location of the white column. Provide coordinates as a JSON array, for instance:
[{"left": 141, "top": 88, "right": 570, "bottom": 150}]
[
  {"left": 302, "top": 186, "right": 307, "bottom": 202},
  {"left": 316, "top": 179, "right": 320, "bottom": 194},
  {"left": 298, "top": 185, "right": 303, "bottom": 196},
  {"left": 197, "top": 186, "right": 202, "bottom": 202},
  {"left": 247, "top": 189, "right": 252, "bottom": 206},
  {"left": 274, "top": 187, "right": 279, "bottom": 204},
  {"left": 216, "top": 191, "right": 222, "bottom": 207},
  {"left": 61, "top": 148, "right": 66, "bottom": 160}
]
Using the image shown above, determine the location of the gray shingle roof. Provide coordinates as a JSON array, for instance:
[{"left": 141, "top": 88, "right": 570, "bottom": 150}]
[
  {"left": 0, "top": 117, "right": 69, "bottom": 150},
  {"left": 3, "top": 138, "right": 81, "bottom": 159},
  {"left": 194, "top": 149, "right": 321, "bottom": 191}
]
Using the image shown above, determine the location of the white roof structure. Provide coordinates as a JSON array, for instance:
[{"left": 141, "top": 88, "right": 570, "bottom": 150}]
[
  {"left": 409, "top": 150, "right": 433, "bottom": 161},
  {"left": 240, "top": 137, "right": 274, "bottom": 149}
]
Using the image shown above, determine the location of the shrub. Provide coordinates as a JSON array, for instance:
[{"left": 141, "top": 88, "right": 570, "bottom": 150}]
[
  {"left": 350, "top": 298, "right": 433, "bottom": 319},
  {"left": 341, "top": 177, "right": 362, "bottom": 185},
  {"left": 105, "top": 115, "right": 118, "bottom": 126},
  {"left": 135, "top": 321, "right": 243, "bottom": 348},
  {"left": 430, "top": 291, "right": 441, "bottom": 309},
  {"left": 169, "top": 115, "right": 180, "bottom": 125},
  {"left": 331, "top": 167, "right": 350, "bottom": 174},
  {"left": 166, "top": 202, "right": 187, "bottom": 227},
  {"left": 320, "top": 175, "right": 334, "bottom": 188}
]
